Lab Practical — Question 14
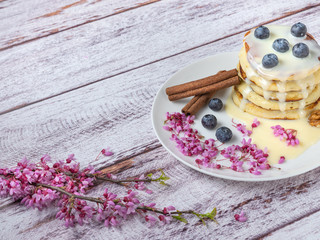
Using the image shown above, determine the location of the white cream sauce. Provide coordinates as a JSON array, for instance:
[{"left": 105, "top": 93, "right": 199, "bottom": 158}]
[
  {"left": 245, "top": 25, "right": 320, "bottom": 81},
  {"left": 226, "top": 96, "right": 320, "bottom": 165}
]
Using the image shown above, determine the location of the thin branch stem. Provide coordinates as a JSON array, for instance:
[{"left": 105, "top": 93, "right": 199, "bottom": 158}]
[
  {"left": 37, "top": 183, "right": 194, "bottom": 216},
  {"left": 63, "top": 172, "right": 153, "bottom": 184},
  {"left": 94, "top": 175, "right": 152, "bottom": 183},
  {"left": 141, "top": 206, "right": 195, "bottom": 215},
  {"left": 37, "top": 183, "right": 104, "bottom": 204}
]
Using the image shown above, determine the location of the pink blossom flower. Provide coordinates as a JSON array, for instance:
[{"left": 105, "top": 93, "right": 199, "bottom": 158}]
[
  {"left": 145, "top": 189, "right": 153, "bottom": 194},
  {"left": 83, "top": 165, "right": 96, "bottom": 174},
  {"left": 220, "top": 138, "right": 269, "bottom": 174},
  {"left": 159, "top": 215, "right": 172, "bottom": 225},
  {"left": 126, "top": 202, "right": 137, "bottom": 215},
  {"left": 163, "top": 125, "right": 171, "bottom": 131},
  {"left": 103, "top": 188, "right": 117, "bottom": 202},
  {"left": 133, "top": 175, "right": 153, "bottom": 194},
  {"left": 56, "top": 207, "right": 67, "bottom": 220},
  {"left": 74, "top": 203, "right": 95, "bottom": 226},
  {"left": 65, "top": 154, "right": 76, "bottom": 164},
  {"left": 278, "top": 156, "right": 285, "bottom": 164},
  {"left": 145, "top": 215, "right": 157, "bottom": 227},
  {"left": 146, "top": 202, "right": 156, "bottom": 208},
  {"left": 110, "top": 216, "right": 119, "bottom": 226},
  {"left": 113, "top": 204, "right": 126, "bottom": 217},
  {"left": 251, "top": 118, "right": 260, "bottom": 128},
  {"left": 232, "top": 119, "right": 253, "bottom": 137},
  {"left": 0, "top": 178, "right": 9, "bottom": 197},
  {"left": 104, "top": 219, "right": 111, "bottom": 227},
  {"left": 64, "top": 214, "right": 75, "bottom": 227},
  {"left": 124, "top": 190, "right": 140, "bottom": 205},
  {"left": 165, "top": 113, "right": 204, "bottom": 157},
  {"left": 234, "top": 210, "right": 247, "bottom": 222},
  {"left": 249, "top": 168, "right": 261, "bottom": 175},
  {"left": 166, "top": 206, "right": 175, "bottom": 211},
  {"left": 271, "top": 125, "right": 299, "bottom": 146},
  {"left": 101, "top": 148, "right": 113, "bottom": 156},
  {"left": 41, "top": 154, "right": 51, "bottom": 163}
]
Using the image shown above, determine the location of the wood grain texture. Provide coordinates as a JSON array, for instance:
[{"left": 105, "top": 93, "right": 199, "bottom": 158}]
[
  {"left": 2, "top": 0, "right": 320, "bottom": 239},
  {"left": 0, "top": 0, "right": 160, "bottom": 50},
  {"left": 1, "top": 0, "right": 319, "bottom": 115},
  {"left": 2, "top": 147, "right": 320, "bottom": 239},
  {"left": 265, "top": 210, "right": 320, "bottom": 240},
  {"left": 0, "top": 4, "right": 319, "bottom": 170},
  {"left": 1, "top": 34, "right": 320, "bottom": 239}
]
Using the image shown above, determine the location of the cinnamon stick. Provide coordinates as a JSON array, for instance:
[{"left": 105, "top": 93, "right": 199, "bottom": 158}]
[
  {"left": 169, "top": 76, "right": 239, "bottom": 101},
  {"left": 182, "top": 91, "right": 215, "bottom": 116},
  {"left": 166, "top": 68, "right": 237, "bottom": 96}
]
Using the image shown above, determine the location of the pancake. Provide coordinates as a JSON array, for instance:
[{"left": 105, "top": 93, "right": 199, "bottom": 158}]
[
  {"left": 234, "top": 24, "right": 320, "bottom": 119},
  {"left": 248, "top": 83, "right": 314, "bottom": 101},
  {"left": 235, "top": 81, "right": 320, "bottom": 111},
  {"left": 232, "top": 89, "right": 320, "bottom": 120},
  {"left": 238, "top": 50, "right": 320, "bottom": 92}
]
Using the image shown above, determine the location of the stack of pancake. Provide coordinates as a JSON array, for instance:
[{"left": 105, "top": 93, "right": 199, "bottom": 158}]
[{"left": 233, "top": 24, "right": 320, "bottom": 119}]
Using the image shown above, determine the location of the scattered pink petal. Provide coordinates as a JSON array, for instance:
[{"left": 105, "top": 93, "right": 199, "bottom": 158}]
[
  {"left": 271, "top": 125, "right": 299, "bottom": 146},
  {"left": 102, "top": 148, "right": 114, "bottom": 156},
  {"left": 251, "top": 118, "right": 260, "bottom": 128},
  {"left": 278, "top": 156, "right": 285, "bottom": 164},
  {"left": 234, "top": 210, "right": 247, "bottom": 222},
  {"left": 145, "top": 215, "right": 157, "bottom": 227}
]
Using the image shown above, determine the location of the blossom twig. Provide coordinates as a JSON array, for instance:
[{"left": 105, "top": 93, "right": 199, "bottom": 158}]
[
  {"left": 36, "top": 183, "right": 104, "bottom": 204},
  {"left": 37, "top": 183, "right": 211, "bottom": 218},
  {"left": 0, "top": 155, "right": 217, "bottom": 227}
]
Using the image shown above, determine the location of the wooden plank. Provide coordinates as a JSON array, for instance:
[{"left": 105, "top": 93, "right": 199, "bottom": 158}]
[
  {"left": 0, "top": 0, "right": 160, "bottom": 50},
  {"left": 2, "top": 146, "right": 320, "bottom": 239},
  {"left": 0, "top": 6, "right": 319, "bottom": 169},
  {"left": 1, "top": 5, "right": 320, "bottom": 237},
  {"left": 1, "top": 0, "right": 319, "bottom": 114},
  {"left": 263, "top": 211, "right": 320, "bottom": 239}
]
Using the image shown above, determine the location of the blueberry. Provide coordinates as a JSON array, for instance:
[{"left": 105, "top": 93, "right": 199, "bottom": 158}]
[
  {"left": 254, "top": 26, "right": 270, "bottom": 39},
  {"left": 292, "top": 43, "right": 309, "bottom": 58},
  {"left": 272, "top": 38, "right": 289, "bottom": 53},
  {"left": 262, "top": 53, "right": 278, "bottom": 68},
  {"left": 291, "top": 22, "right": 307, "bottom": 37},
  {"left": 209, "top": 98, "right": 223, "bottom": 111},
  {"left": 216, "top": 127, "right": 233, "bottom": 143},
  {"left": 201, "top": 114, "right": 217, "bottom": 130}
]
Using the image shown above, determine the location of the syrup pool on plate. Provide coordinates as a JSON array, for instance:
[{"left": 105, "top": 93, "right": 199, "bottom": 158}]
[{"left": 225, "top": 94, "right": 320, "bottom": 165}]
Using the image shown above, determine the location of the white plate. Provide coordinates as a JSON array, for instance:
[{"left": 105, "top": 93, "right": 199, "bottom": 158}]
[{"left": 152, "top": 52, "right": 320, "bottom": 181}]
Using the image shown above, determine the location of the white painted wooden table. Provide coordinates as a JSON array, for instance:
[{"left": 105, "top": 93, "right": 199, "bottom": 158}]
[{"left": 1, "top": 0, "right": 320, "bottom": 239}]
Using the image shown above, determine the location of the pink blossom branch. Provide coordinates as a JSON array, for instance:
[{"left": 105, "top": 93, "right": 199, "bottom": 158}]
[
  {"left": 0, "top": 154, "right": 217, "bottom": 227},
  {"left": 64, "top": 171, "right": 166, "bottom": 184},
  {"left": 37, "top": 183, "right": 199, "bottom": 216},
  {"left": 62, "top": 172, "right": 151, "bottom": 185},
  {"left": 94, "top": 175, "right": 152, "bottom": 183}
]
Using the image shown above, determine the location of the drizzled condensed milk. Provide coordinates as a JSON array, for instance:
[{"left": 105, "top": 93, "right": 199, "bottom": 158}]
[{"left": 246, "top": 25, "right": 320, "bottom": 81}]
